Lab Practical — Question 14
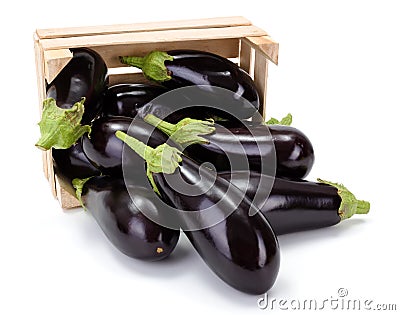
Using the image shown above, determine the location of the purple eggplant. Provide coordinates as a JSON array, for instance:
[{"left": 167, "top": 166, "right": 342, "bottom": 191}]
[
  {"left": 46, "top": 48, "right": 108, "bottom": 124},
  {"left": 73, "top": 176, "right": 179, "bottom": 261},
  {"left": 120, "top": 50, "right": 260, "bottom": 120},
  {"left": 144, "top": 115, "right": 314, "bottom": 179},
  {"left": 81, "top": 116, "right": 168, "bottom": 176},
  {"left": 219, "top": 171, "right": 370, "bottom": 235},
  {"left": 115, "top": 132, "right": 280, "bottom": 295},
  {"left": 101, "top": 83, "right": 231, "bottom": 123},
  {"left": 102, "top": 83, "right": 167, "bottom": 118},
  {"left": 52, "top": 141, "right": 101, "bottom": 195}
]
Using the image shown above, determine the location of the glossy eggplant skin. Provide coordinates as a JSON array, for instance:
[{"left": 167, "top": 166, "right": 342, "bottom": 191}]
[
  {"left": 162, "top": 50, "right": 260, "bottom": 119},
  {"left": 219, "top": 171, "right": 341, "bottom": 235},
  {"left": 270, "top": 125, "right": 315, "bottom": 179},
  {"left": 153, "top": 155, "right": 280, "bottom": 295},
  {"left": 102, "top": 84, "right": 167, "bottom": 118},
  {"left": 81, "top": 176, "right": 180, "bottom": 261},
  {"left": 81, "top": 116, "right": 168, "bottom": 176},
  {"left": 101, "top": 83, "right": 217, "bottom": 123},
  {"left": 46, "top": 48, "right": 108, "bottom": 124},
  {"left": 182, "top": 121, "right": 315, "bottom": 179},
  {"left": 52, "top": 142, "right": 101, "bottom": 196}
]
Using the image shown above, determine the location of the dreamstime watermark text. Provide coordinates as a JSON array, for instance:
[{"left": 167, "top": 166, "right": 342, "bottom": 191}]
[{"left": 257, "top": 288, "right": 397, "bottom": 311}]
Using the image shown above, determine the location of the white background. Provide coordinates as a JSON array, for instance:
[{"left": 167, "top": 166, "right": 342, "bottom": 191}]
[{"left": 1, "top": 0, "right": 399, "bottom": 314}]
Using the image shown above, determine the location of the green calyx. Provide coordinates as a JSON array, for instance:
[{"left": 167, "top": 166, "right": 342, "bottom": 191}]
[
  {"left": 72, "top": 177, "right": 93, "bottom": 209},
  {"left": 35, "top": 98, "right": 91, "bottom": 150},
  {"left": 317, "top": 178, "right": 370, "bottom": 220},
  {"left": 119, "top": 51, "right": 174, "bottom": 83},
  {"left": 144, "top": 114, "right": 216, "bottom": 148},
  {"left": 266, "top": 113, "right": 293, "bottom": 126},
  {"left": 115, "top": 131, "right": 182, "bottom": 194}
]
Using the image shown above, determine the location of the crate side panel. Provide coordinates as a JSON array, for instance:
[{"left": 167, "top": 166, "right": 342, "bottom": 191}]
[
  {"left": 34, "top": 34, "right": 57, "bottom": 198},
  {"left": 93, "top": 38, "right": 240, "bottom": 68},
  {"left": 108, "top": 73, "right": 152, "bottom": 86},
  {"left": 254, "top": 51, "right": 269, "bottom": 120},
  {"left": 55, "top": 176, "right": 81, "bottom": 209},
  {"left": 37, "top": 16, "right": 252, "bottom": 39},
  {"left": 34, "top": 35, "right": 50, "bottom": 180},
  {"left": 242, "top": 36, "right": 279, "bottom": 65},
  {"left": 33, "top": 35, "right": 47, "bottom": 112},
  {"left": 239, "top": 39, "right": 253, "bottom": 76},
  {"left": 44, "top": 49, "right": 73, "bottom": 84},
  {"left": 45, "top": 151, "right": 57, "bottom": 198},
  {"left": 40, "top": 26, "right": 268, "bottom": 50}
]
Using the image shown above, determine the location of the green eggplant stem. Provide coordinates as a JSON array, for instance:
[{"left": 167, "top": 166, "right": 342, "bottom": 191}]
[
  {"left": 144, "top": 114, "right": 215, "bottom": 147},
  {"left": 119, "top": 51, "right": 174, "bottom": 83},
  {"left": 115, "top": 131, "right": 182, "bottom": 194},
  {"left": 317, "top": 178, "right": 370, "bottom": 220},
  {"left": 35, "top": 97, "right": 91, "bottom": 150}
]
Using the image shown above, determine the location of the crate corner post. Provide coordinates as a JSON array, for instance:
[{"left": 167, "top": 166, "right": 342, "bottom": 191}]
[{"left": 44, "top": 49, "right": 73, "bottom": 84}]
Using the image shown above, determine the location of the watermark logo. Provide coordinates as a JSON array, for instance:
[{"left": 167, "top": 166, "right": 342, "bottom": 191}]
[
  {"left": 257, "top": 288, "right": 397, "bottom": 311},
  {"left": 121, "top": 85, "right": 276, "bottom": 231}
]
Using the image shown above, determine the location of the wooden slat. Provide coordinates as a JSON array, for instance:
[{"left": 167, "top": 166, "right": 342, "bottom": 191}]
[
  {"left": 93, "top": 38, "right": 240, "bottom": 68},
  {"left": 239, "top": 39, "right": 253, "bottom": 76},
  {"left": 254, "top": 51, "right": 269, "bottom": 120},
  {"left": 55, "top": 176, "right": 80, "bottom": 209},
  {"left": 41, "top": 151, "right": 48, "bottom": 180},
  {"left": 39, "top": 25, "right": 268, "bottom": 50},
  {"left": 108, "top": 72, "right": 152, "bottom": 86},
  {"left": 37, "top": 16, "right": 252, "bottom": 39},
  {"left": 33, "top": 34, "right": 46, "bottom": 111},
  {"left": 34, "top": 34, "right": 57, "bottom": 198},
  {"left": 44, "top": 49, "right": 73, "bottom": 83},
  {"left": 33, "top": 34, "right": 49, "bottom": 180},
  {"left": 242, "top": 36, "right": 279, "bottom": 65},
  {"left": 46, "top": 150, "right": 57, "bottom": 198}
]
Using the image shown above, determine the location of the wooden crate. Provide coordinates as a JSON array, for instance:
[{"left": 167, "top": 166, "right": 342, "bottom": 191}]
[{"left": 33, "top": 16, "right": 279, "bottom": 209}]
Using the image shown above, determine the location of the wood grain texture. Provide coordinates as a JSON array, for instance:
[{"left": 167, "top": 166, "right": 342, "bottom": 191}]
[
  {"left": 36, "top": 16, "right": 252, "bottom": 39},
  {"left": 34, "top": 34, "right": 57, "bottom": 199},
  {"left": 39, "top": 25, "right": 268, "bottom": 50},
  {"left": 33, "top": 34, "right": 46, "bottom": 112},
  {"left": 242, "top": 36, "right": 279, "bottom": 65},
  {"left": 108, "top": 73, "right": 151, "bottom": 86},
  {"left": 44, "top": 49, "right": 73, "bottom": 83},
  {"left": 34, "top": 34, "right": 49, "bottom": 180},
  {"left": 239, "top": 39, "right": 253, "bottom": 76},
  {"left": 46, "top": 150, "right": 57, "bottom": 198},
  {"left": 254, "top": 50, "right": 269, "bottom": 120},
  {"left": 55, "top": 176, "right": 80, "bottom": 209},
  {"left": 93, "top": 38, "right": 240, "bottom": 68}
]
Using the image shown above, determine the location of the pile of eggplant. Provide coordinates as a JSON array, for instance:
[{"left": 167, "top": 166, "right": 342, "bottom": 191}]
[{"left": 36, "top": 48, "right": 370, "bottom": 295}]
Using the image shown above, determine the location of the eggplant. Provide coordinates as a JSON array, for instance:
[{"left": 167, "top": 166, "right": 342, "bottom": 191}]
[
  {"left": 219, "top": 171, "right": 370, "bottom": 235},
  {"left": 120, "top": 50, "right": 260, "bottom": 120},
  {"left": 52, "top": 141, "right": 101, "bottom": 195},
  {"left": 101, "top": 83, "right": 221, "bottom": 123},
  {"left": 102, "top": 84, "right": 167, "bottom": 118},
  {"left": 72, "top": 176, "right": 179, "bottom": 261},
  {"left": 81, "top": 116, "right": 168, "bottom": 176},
  {"left": 145, "top": 115, "right": 315, "bottom": 179},
  {"left": 47, "top": 48, "right": 108, "bottom": 124},
  {"left": 116, "top": 132, "right": 280, "bottom": 295}
]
